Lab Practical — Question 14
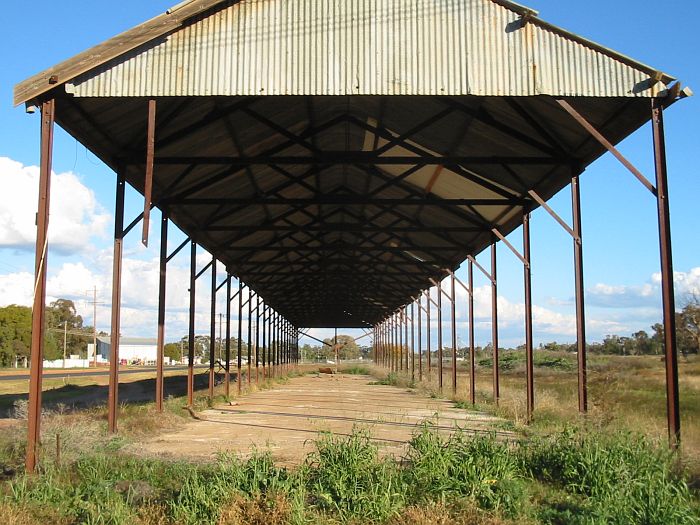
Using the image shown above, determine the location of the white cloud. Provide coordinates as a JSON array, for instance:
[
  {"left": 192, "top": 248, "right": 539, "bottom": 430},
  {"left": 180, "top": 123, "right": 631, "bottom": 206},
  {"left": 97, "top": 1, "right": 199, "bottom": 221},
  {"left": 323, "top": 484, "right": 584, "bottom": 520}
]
[
  {"left": 0, "top": 157, "right": 111, "bottom": 254},
  {"left": 588, "top": 267, "right": 700, "bottom": 308}
]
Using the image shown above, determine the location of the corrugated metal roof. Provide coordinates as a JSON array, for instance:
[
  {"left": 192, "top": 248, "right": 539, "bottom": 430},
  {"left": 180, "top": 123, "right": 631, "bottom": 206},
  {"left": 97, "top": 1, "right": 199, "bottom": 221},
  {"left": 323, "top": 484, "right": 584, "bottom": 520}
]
[
  {"left": 67, "top": 0, "right": 667, "bottom": 98},
  {"left": 16, "top": 0, "right": 676, "bottom": 105}
]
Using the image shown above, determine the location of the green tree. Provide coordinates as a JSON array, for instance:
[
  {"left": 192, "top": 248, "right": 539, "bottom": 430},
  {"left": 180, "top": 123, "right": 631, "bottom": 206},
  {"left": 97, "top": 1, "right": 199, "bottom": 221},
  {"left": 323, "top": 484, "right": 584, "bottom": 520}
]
[
  {"left": 0, "top": 305, "right": 32, "bottom": 367},
  {"left": 46, "top": 299, "right": 88, "bottom": 358},
  {"left": 164, "top": 342, "right": 183, "bottom": 363},
  {"left": 322, "top": 335, "right": 360, "bottom": 360}
]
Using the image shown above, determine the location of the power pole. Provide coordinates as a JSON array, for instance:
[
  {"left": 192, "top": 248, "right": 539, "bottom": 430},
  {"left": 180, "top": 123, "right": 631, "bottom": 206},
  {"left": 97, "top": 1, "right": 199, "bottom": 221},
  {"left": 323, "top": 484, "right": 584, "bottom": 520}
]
[
  {"left": 85, "top": 286, "right": 103, "bottom": 367},
  {"left": 93, "top": 286, "right": 97, "bottom": 366},
  {"left": 63, "top": 320, "right": 67, "bottom": 368}
]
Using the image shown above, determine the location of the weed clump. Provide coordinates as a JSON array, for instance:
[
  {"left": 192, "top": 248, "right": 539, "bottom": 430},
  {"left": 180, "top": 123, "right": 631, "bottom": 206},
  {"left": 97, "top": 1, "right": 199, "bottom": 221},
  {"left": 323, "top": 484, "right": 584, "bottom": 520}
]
[
  {"left": 522, "top": 428, "right": 699, "bottom": 524},
  {"left": 405, "top": 426, "right": 525, "bottom": 518}
]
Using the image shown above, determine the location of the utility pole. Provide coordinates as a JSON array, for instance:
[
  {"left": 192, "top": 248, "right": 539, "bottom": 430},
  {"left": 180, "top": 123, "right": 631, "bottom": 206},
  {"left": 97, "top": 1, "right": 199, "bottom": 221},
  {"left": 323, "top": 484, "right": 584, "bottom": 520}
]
[
  {"left": 63, "top": 320, "right": 67, "bottom": 368},
  {"left": 85, "top": 286, "right": 103, "bottom": 367},
  {"left": 93, "top": 286, "right": 97, "bottom": 366}
]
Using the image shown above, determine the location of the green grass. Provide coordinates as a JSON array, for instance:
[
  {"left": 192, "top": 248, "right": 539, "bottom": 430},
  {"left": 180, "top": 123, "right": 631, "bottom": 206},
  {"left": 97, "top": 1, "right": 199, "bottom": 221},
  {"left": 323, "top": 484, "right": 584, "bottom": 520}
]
[
  {"left": 340, "top": 365, "right": 371, "bottom": 375},
  {"left": 2, "top": 426, "right": 698, "bottom": 524}
]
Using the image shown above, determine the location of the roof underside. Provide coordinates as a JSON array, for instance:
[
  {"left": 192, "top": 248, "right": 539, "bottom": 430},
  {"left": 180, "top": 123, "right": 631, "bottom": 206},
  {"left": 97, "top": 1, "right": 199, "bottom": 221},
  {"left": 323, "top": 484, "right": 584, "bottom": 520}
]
[{"left": 15, "top": 0, "right": 683, "bottom": 327}]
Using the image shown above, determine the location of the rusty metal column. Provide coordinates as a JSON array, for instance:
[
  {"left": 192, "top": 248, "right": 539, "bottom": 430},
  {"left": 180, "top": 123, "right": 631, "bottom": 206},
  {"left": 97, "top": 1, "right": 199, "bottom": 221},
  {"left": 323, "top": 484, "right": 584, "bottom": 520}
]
[
  {"left": 225, "top": 274, "right": 231, "bottom": 397},
  {"left": 426, "top": 290, "right": 431, "bottom": 378},
  {"left": 437, "top": 280, "right": 443, "bottom": 393},
  {"left": 411, "top": 302, "right": 415, "bottom": 381},
  {"left": 262, "top": 304, "right": 267, "bottom": 378},
  {"left": 571, "top": 175, "right": 587, "bottom": 413},
  {"left": 393, "top": 315, "right": 398, "bottom": 372},
  {"left": 491, "top": 244, "right": 500, "bottom": 404},
  {"left": 247, "top": 290, "right": 253, "bottom": 386},
  {"left": 523, "top": 213, "right": 534, "bottom": 422},
  {"left": 237, "top": 280, "right": 243, "bottom": 395},
  {"left": 384, "top": 322, "right": 388, "bottom": 368},
  {"left": 155, "top": 214, "right": 168, "bottom": 412},
  {"left": 450, "top": 272, "right": 457, "bottom": 396},
  {"left": 187, "top": 241, "right": 196, "bottom": 406},
  {"left": 399, "top": 312, "right": 404, "bottom": 372},
  {"left": 209, "top": 257, "right": 217, "bottom": 399},
  {"left": 652, "top": 99, "right": 680, "bottom": 447},
  {"left": 469, "top": 260, "right": 475, "bottom": 405},
  {"left": 255, "top": 294, "right": 260, "bottom": 383},
  {"left": 274, "top": 312, "right": 279, "bottom": 377},
  {"left": 108, "top": 170, "right": 126, "bottom": 432},
  {"left": 26, "top": 99, "right": 54, "bottom": 472},
  {"left": 417, "top": 296, "right": 422, "bottom": 381},
  {"left": 405, "top": 306, "right": 410, "bottom": 372}
]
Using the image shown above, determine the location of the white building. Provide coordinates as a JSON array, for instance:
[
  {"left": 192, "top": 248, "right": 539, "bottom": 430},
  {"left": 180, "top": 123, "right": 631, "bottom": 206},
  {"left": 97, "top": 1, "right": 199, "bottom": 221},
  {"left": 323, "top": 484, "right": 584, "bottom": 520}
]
[{"left": 95, "top": 336, "right": 168, "bottom": 366}]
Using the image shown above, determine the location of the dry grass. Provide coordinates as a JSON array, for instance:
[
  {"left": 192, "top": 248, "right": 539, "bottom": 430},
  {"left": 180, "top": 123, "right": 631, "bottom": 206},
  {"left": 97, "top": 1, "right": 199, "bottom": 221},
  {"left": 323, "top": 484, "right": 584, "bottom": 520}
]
[
  {"left": 366, "top": 352, "right": 700, "bottom": 475},
  {"left": 218, "top": 494, "right": 292, "bottom": 525},
  {"left": 388, "top": 502, "right": 518, "bottom": 525},
  {"left": 0, "top": 501, "right": 70, "bottom": 525}
]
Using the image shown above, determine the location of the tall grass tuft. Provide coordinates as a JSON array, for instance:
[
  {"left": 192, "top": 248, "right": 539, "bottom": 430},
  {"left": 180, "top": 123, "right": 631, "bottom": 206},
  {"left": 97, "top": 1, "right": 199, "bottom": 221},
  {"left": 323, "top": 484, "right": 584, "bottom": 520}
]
[
  {"left": 305, "top": 429, "right": 406, "bottom": 522},
  {"left": 405, "top": 424, "right": 526, "bottom": 518},
  {"left": 522, "top": 427, "right": 699, "bottom": 524}
]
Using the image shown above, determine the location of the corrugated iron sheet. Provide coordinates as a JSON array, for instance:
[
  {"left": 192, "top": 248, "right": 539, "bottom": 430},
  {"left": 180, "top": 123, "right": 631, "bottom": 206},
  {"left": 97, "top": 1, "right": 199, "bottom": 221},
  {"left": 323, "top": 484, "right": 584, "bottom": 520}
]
[{"left": 70, "top": 0, "right": 663, "bottom": 98}]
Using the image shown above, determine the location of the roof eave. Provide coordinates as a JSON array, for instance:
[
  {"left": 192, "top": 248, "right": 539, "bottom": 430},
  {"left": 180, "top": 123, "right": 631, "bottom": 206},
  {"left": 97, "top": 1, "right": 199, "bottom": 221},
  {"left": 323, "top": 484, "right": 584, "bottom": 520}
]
[{"left": 13, "top": 0, "right": 228, "bottom": 106}]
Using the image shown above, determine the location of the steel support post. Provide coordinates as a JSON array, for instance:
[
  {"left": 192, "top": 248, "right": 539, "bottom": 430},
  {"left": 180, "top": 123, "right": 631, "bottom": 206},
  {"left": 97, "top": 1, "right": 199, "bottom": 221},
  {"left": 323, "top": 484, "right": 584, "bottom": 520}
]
[
  {"left": 405, "top": 306, "right": 410, "bottom": 371},
  {"left": 26, "top": 99, "right": 54, "bottom": 472},
  {"left": 469, "top": 260, "right": 476, "bottom": 405},
  {"left": 523, "top": 213, "right": 534, "bottom": 422},
  {"left": 451, "top": 272, "right": 457, "bottom": 396},
  {"left": 411, "top": 303, "right": 415, "bottom": 381},
  {"left": 491, "top": 244, "right": 500, "bottom": 404},
  {"left": 399, "top": 312, "right": 404, "bottom": 371},
  {"left": 187, "top": 241, "right": 196, "bottom": 406},
  {"left": 225, "top": 274, "right": 231, "bottom": 397},
  {"left": 572, "top": 175, "right": 587, "bottom": 413},
  {"left": 384, "top": 322, "right": 388, "bottom": 368},
  {"left": 247, "top": 290, "right": 253, "bottom": 385},
  {"left": 274, "top": 313, "right": 279, "bottom": 377},
  {"left": 652, "top": 99, "right": 681, "bottom": 447},
  {"left": 108, "top": 170, "right": 126, "bottom": 432},
  {"left": 237, "top": 280, "right": 243, "bottom": 395},
  {"left": 155, "top": 214, "right": 168, "bottom": 412},
  {"left": 209, "top": 257, "right": 217, "bottom": 399},
  {"left": 392, "top": 317, "right": 396, "bottom": 371},
  {"left": 255, "top": 294, "right": 260, "bottom": 383},
  {"left": 262, "top": 304, "right": 267, "bottom": 378},
  {"left": 437, "top": 280, "right": 443, "bottom": 392},
  {"left": 418, "top": 296, "right": 423, "bottom": 381},
  {"left": 426, "top": 290, "right": 431, "bottom": 377}
]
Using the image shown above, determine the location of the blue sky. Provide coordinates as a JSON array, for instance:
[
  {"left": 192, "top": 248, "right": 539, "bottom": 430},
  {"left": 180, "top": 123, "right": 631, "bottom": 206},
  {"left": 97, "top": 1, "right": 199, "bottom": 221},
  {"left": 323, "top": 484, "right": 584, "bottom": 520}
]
[{"left": 0, "top": 0, "right": 698, "bottom": 349}]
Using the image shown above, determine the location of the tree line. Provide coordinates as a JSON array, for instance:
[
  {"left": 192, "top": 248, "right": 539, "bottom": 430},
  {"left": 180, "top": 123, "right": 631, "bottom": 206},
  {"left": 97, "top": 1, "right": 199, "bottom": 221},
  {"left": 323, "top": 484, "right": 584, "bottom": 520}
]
[{"left": 0, "top": 297, "right": 697, "bottom": 367}]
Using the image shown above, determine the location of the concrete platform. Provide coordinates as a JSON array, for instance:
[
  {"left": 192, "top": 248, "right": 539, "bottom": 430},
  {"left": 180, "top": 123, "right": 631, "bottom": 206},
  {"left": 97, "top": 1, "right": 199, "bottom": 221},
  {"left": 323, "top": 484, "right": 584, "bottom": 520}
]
[{"left": 133, "top": 374, "right": 512, "bottom": 465}]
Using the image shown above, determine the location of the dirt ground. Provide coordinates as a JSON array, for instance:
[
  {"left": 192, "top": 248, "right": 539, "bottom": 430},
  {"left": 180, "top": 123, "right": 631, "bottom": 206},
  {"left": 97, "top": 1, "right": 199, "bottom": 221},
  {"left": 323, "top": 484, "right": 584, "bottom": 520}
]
[{"left": 132, "top": 374, "right": 512, "bottom": 465}]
